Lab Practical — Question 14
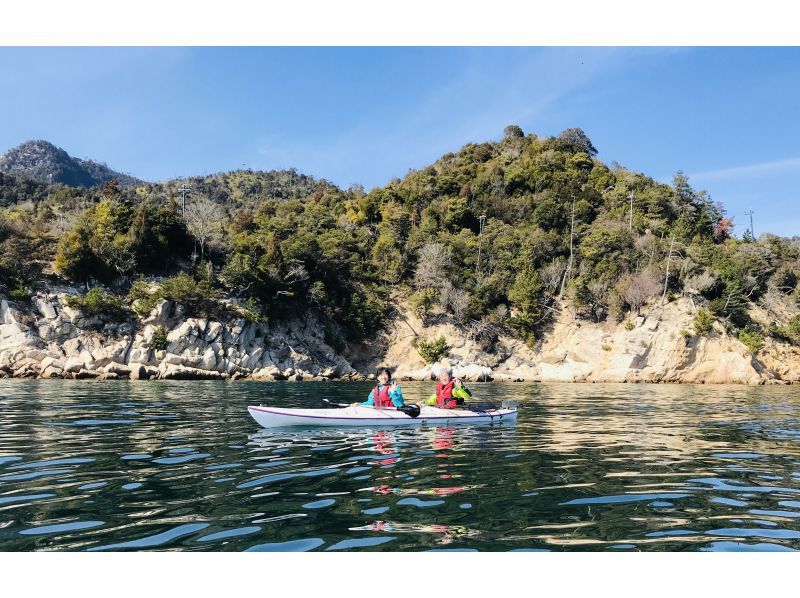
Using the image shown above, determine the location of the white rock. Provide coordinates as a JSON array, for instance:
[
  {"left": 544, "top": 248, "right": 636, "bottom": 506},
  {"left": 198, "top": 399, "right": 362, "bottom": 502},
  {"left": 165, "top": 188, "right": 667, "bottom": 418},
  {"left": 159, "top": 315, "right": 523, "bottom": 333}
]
[
  {"left": 64, "top": 357, "right": 85, "bottom": 373},
  {"left": 34, "top": 297, "right": 58, "bottom": 320},
  {"left": 205, "top": 322, "right": 223, "bottom": 343}
]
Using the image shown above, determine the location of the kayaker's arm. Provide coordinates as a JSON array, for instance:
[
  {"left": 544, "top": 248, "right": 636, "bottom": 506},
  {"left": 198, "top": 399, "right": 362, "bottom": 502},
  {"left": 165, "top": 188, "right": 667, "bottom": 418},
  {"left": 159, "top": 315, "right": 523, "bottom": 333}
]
[
  {"left": 453, "top": 381, "right": 471, "bottom": 400},
  {"left": 388, "top": 384, "right": 404, "bottom": 407},
  {"left": 360, "top": 391, "right": 375, "bottom": 406}
]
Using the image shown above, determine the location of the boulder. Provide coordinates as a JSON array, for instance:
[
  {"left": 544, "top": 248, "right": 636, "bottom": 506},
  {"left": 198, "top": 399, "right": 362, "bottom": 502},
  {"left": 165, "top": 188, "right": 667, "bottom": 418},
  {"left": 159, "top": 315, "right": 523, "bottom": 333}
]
[
  {"left": 452, "top": 363, "right": 493, "bottom": 382},
  {"left": 73, "top": 369, "right": 99, "bottom": 379},
  {"left": 142, "top": 299, "right": 171, "bottom": 326},
  {"left": 64, "top": 357, "right": 86, "bottom": 373},
  {"left": 40, "top": 365, "right": 65, "bottom": 378},
  {"left": 33, "top": 297, "right": 58, "bottom": 320},
  {"left": 129, "top": 362, "right": 158, "bottom": 380},
  {"left": 161, "top": 365, "right": 226, "bottom": 380},
  {"left": 103, "top": 362, "right": 130, "bottom": 376},
  {"left": 205, "top": 322, "right": 223, "bottom": 343}
]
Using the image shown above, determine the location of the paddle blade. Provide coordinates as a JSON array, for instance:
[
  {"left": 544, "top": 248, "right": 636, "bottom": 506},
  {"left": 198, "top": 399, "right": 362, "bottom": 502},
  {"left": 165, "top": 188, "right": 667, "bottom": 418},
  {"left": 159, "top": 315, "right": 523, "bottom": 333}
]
[
  {"left": 466, "top": 402, "right": 499, "bottom": 413},
  {"left": 398, "top": 405, "right": 420, "bottom": 418}
]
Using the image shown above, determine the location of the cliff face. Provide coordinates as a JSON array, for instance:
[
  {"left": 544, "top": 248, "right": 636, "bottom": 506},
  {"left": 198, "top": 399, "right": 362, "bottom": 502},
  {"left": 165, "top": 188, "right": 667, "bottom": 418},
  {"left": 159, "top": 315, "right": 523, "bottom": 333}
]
[
  {"left": 362, "top": 297, "right": 800, "bottom": 385},
  {"left": 1, "top": 292, "right": 799, "bottom": 384},
  {"left": 0, "top": 293, "right": 355, "bottom": 381}
]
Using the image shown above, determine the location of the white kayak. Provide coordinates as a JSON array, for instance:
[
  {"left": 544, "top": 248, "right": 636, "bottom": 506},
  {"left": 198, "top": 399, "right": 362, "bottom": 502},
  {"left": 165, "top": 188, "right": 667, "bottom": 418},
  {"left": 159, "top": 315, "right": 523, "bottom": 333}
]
[{"left": 247, "top": 404, "right": 518, "bottom": 428}]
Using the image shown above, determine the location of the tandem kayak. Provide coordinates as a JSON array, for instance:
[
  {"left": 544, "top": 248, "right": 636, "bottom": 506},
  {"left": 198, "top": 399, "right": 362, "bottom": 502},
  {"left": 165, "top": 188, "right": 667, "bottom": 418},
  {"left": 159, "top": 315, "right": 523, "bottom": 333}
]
[{"left": 247, "top": 404, "right": 518, "bottom": 428}]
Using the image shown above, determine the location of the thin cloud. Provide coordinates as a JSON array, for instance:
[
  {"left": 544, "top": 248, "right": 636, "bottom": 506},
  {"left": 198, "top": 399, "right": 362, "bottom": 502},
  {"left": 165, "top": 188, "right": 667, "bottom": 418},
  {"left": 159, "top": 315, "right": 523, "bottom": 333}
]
[
  {"left": 690, "top": 156, "right": 800, "bottom": 181},
  {"left": 254, "top": 47, "right": 652, "bottom": 189}
]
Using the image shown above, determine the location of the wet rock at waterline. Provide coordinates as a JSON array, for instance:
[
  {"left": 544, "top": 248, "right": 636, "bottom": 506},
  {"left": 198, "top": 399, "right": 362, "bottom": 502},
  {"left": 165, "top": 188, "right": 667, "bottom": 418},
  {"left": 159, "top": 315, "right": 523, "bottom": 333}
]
[{"left": 0, "top": 293, "right": 799, "bottom": 384}]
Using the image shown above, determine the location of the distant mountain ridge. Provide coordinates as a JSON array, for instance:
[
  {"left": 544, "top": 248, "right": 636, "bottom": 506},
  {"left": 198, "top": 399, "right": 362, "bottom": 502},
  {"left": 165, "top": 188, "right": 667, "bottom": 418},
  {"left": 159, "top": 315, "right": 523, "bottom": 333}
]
[{"left": 0, "top": 140, "right": 144, "bottom": 188}]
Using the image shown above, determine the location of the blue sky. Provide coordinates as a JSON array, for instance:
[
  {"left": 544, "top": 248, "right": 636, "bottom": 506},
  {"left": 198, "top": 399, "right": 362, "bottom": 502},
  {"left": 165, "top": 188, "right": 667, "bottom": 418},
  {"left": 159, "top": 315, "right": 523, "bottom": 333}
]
[{"left": 1, "top": 47, "right": 798, "bottom": 237}]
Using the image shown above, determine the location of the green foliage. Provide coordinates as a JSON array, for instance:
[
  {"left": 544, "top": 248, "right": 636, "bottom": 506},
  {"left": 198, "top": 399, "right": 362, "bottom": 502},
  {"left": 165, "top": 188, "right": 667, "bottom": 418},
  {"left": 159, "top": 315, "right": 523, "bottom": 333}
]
[
  {"left": 693, "top": 308, "right": 715, "bottom": 335},
  {"left": 54, "top": 199, "right": 191, "bottom": 283},
  {"left": 128, "top": 279, "right": 161, "bottom": 317},
  {"left": 151, "top": 325, "right": 168, "bottom": 350},
  {"left": 508, "top": 269, "right": 543, "bottom": 315},
  {"left": 415, "top": 335, "right": 451, "bottom": 364},
  {"left": 409, "top": 288, "right": 438, "bottom": 323},
  {"left": 8, "top": 280, "right": 30, "bottom": 302},
  {"left": 341, "top": 288, "right": 388, "bottom": 342},
  {"left": 5, "top": 125, "right": 800, "bottom": 348},
  {"left": 129, "top": 273, "right": 221, "bottom": 319},
  {"left": 238, "top": 297, "right": 270, "bottom": 324},
  {"left": 769, "top": 315, "right": 800, "bottom": 345},
  {"left": 789, "top": 315, "right": 800, "bottom": 341},
  {"left": 738, "top": 328, "right": 764, "bottom": 354},
  {"left": 65, "top": 287, "right": 129, "bottom": 321}
]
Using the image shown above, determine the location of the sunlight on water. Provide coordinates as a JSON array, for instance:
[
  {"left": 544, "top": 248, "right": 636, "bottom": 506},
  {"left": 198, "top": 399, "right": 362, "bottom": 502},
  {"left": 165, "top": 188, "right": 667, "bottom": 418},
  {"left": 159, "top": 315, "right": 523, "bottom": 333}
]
[{"left": 2, "top": 380, "right": 800, "bottom": 551}]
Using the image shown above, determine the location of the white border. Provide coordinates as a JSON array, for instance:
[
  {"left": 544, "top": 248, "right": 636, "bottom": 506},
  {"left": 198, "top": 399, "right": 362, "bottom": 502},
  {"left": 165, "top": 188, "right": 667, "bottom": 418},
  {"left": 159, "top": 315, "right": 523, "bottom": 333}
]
[
  {"left": 1, "top": 0, "right": 800, "bottom": 45},
  {"left": 3, "top": 552, "right": 799, "bottom": 597}
]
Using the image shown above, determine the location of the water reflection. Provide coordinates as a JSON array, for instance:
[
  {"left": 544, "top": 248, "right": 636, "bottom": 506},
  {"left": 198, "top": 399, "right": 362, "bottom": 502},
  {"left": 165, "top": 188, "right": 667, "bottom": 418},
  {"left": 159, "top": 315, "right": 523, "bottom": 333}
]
[{"left": 2, "top": 381, "right": 800, "bottom": 551}]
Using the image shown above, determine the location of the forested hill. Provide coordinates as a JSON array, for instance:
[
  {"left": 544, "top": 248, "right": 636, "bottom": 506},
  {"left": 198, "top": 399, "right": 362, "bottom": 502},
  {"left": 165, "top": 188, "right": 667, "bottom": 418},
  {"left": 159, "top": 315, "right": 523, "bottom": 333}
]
[
  {"left": 1, "top": 126, "right": 799, "bottom": 355},
  {"left": 0, "top": 140, "right": 143, "bottom": 189}
]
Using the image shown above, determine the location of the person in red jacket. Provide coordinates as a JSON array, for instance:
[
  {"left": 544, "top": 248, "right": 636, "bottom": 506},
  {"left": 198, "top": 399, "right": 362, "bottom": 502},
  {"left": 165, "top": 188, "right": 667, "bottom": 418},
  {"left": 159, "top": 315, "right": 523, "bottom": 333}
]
[
  {"left": 359, "top": 367, "right": 405, "bottom": 408},
  {"left": 421, "top": 367, "right": 471, "bottom": 409}
]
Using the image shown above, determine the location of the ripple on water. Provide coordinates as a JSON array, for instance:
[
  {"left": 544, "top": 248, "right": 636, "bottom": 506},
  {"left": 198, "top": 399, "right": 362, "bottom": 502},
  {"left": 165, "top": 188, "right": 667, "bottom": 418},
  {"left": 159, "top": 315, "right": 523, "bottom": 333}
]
[
  {"left": 51, "top": 419, "right": 137, "bottom": 427},
  {"left": 701, "top": 541, "right": 799, "bottom": 552},
  {"left": 325, "top": 537, "right": 396, "bottom": 551},
  {"left": 237, "top": 468, "right": 340, "bottom": 489},
  {"left": 120, "top": 454, "right": 152, "bottom": 461},
  {"left": 152, "top": 454, "right": 210, "bottom": 465},
  {"left": 20, "top": 520, "right": 105, "bottom": 535},
  {"left": 302, "top": 499, "right": 336, "bottom": 509},
  {"left": 8, "top": 457, "right": 95, "bottom": 470},
  {"left": 196, "top": 526, "right": 262, "bottom": 543},
  {"left": 245, "top": 538, "right": 325, "bottom": 552},
  {"left": 0, "top": 468, "right": 74, "bottom": 482},
  {"left": 710, "top": 496, "right": 748, "bottom": 507},
  {"left": 560, "top": 493, "right": 691, "bottom": 506},
  {"left": 396, "top": 498, "right": 445, "bottom": 508},
  {"left": 5, "top": 381, "right": 800, "bottom": 552},
  {"left": 708, "top": 527, "right": 800, "bottom": 539},
  {"left": 0, "top": 493, "right": 56, "bottom": 506},
  {"left": 87, "top": 523, "right": 210, "bottom": 551},
  {"left": 78, "top": 482, "right": 107, "bottom": 491}
]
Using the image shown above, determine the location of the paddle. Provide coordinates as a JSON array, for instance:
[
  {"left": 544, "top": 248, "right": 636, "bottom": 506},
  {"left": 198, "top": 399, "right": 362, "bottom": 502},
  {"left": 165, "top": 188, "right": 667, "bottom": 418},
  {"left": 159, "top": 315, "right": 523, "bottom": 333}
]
[
  {"left": 465, "top": 402, "right": 499, "bottom": 413},
  {"left": 321, "top": 398, "right": 420, "bottom": 418}
]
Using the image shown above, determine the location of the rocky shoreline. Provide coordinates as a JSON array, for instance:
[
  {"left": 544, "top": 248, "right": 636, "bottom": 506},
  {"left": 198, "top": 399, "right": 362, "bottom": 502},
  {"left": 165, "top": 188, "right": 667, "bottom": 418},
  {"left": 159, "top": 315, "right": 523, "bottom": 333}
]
[{"left": 1, "top": 291, "right": 799, "bottom": 385}]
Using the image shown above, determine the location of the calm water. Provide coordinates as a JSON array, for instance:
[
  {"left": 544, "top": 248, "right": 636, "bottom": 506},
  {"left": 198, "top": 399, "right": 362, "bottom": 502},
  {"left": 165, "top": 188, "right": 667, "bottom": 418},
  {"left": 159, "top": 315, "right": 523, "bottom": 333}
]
[{"left": 3, "top": 380, "right": 800, "bottom": 551}]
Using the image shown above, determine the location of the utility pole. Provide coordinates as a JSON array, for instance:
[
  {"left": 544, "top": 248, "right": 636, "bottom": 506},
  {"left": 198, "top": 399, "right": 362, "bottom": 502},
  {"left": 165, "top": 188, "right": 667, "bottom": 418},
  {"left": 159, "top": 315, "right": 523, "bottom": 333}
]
[
  {"left": 744, "top": 208, "right": 755, "bottom": 239},
  {"left": 178, "top": 184, "right": 191, "bottom": 218},
  {"left": 475, "top": 214, "right": 487, "bottom": 277},
  {"left": 628, "top": 191, "right": 634, "bottom": 231}
]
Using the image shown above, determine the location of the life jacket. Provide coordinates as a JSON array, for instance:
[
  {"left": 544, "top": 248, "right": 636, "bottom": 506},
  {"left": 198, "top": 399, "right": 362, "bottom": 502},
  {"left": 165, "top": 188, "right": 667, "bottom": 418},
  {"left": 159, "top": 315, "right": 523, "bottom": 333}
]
[
  {"left": 372, "top": 384, "right": 393, "bottom": 408},
  {"left": 435, "top": 380, "right": 458, "bottom": 409}
]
